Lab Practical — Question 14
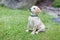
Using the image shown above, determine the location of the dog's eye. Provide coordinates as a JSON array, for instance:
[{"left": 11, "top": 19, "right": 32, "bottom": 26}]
[{"left": 33, "top": 8, "right": 35, "bottom": 9}]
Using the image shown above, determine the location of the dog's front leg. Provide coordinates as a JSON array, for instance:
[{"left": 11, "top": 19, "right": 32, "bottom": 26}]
[
  {"left": 31, "top": 25, "right": 38, "bottom": 35},
  {"left": 26, "top": 22, "right": 30, "bottom": 32}
]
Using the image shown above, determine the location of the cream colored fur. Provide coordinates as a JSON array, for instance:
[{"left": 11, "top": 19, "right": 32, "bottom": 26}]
[{"left": 26, "top": 6, "right": 45, "bottom": 35}]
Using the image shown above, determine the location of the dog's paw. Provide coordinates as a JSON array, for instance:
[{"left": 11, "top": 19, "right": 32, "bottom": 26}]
[
  {"left": 31, "top": 32, "right": 35, "bottom": 35},
  {"left": 26, "top": 30, "right": 29, "bottom": 32},
  {"left": 35, "top": 31, "right": 38, "bottom": 34}
]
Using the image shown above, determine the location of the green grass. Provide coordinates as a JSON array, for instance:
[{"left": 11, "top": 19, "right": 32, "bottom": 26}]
[
  {"left": 0, "top": 6, "right": 60, "bottom": 40},
  {"left": 53, "top": 0, "right": 60, "bottom": 7}
]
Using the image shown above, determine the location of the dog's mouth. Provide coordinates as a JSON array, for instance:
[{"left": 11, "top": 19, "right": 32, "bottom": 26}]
[
  {"left": 29, "top": 8, "right": 33, "bottom": 13},
  {"left": 29, "top": 8, "right": 31, "bottom": 11},
  {"left": 29, "top": 8, "right": 32, "bottom": 12}
]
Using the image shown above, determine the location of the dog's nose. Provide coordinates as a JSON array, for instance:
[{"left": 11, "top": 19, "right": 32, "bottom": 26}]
[{"left": 29, "top": 8, "right": 31, "bottom": 11}]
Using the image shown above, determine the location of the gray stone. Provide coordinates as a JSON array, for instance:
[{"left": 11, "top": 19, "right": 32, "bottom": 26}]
[
  {"left": 52, "top": 17, "right": 60, "bottom": 24},
  {"left": 1, "top": 0, "right": 37, "bottom": 9},
  {"left": 42, "top": 6, "right": 60, "bottom": 18}
]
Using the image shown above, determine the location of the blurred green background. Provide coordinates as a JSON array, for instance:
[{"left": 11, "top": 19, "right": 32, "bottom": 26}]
[{"left": 53, "top": 0, "right": 60, "bottom": 7}]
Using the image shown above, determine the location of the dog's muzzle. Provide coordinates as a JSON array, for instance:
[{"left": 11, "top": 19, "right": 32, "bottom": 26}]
[
  {"left": 29, "top": 8, "right": 33, "bottom": 13},
  {"left": 29, "top": 8, "right": 31, "bottom": 12}
]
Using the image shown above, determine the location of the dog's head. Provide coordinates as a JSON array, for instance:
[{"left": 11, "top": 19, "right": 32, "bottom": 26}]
[{"left": 29, "top": 6, "right": 41, "bottom": 14}]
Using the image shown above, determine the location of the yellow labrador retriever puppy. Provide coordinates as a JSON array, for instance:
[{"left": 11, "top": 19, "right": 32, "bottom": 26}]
[{"left": 26, "top": 6, "right": 45, "bottom": 35}]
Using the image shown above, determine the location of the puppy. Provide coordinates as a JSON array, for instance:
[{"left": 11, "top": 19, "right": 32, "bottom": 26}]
[{"left": 26, "top": 6, "right": 45, "bottom": 34}]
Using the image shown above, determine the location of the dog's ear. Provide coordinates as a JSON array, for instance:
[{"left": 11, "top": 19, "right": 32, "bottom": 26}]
[{"left": 36, "top": 7, "right": 41, "bottom": 14}]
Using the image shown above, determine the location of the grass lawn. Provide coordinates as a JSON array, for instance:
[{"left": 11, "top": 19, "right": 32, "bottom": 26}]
[{"left": 0, "top": 6, "right": 60, "bottom": 40}]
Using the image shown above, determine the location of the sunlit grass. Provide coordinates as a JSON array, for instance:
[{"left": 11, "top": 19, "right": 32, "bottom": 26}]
[{"left": 0, "top": 6, "right": 60, "bottom": 40}]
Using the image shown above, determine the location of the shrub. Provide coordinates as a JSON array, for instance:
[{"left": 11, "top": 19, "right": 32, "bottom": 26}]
[{"left": 53, "top": 0, "right": 60, "bottom": 7}]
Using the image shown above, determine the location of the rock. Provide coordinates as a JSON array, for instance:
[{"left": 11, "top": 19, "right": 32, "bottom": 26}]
[
  {"left": 52, "top": 17, "right": 60, "bottom": 24},
  {"left": 0, "top": 0, "right": 2, "bottom": 4},
  {"left": 1, "top": 0, "right": 37, "bottom": 9},
  {"left": 42, "top": 6, "right": 60, "bottom": 18}
]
